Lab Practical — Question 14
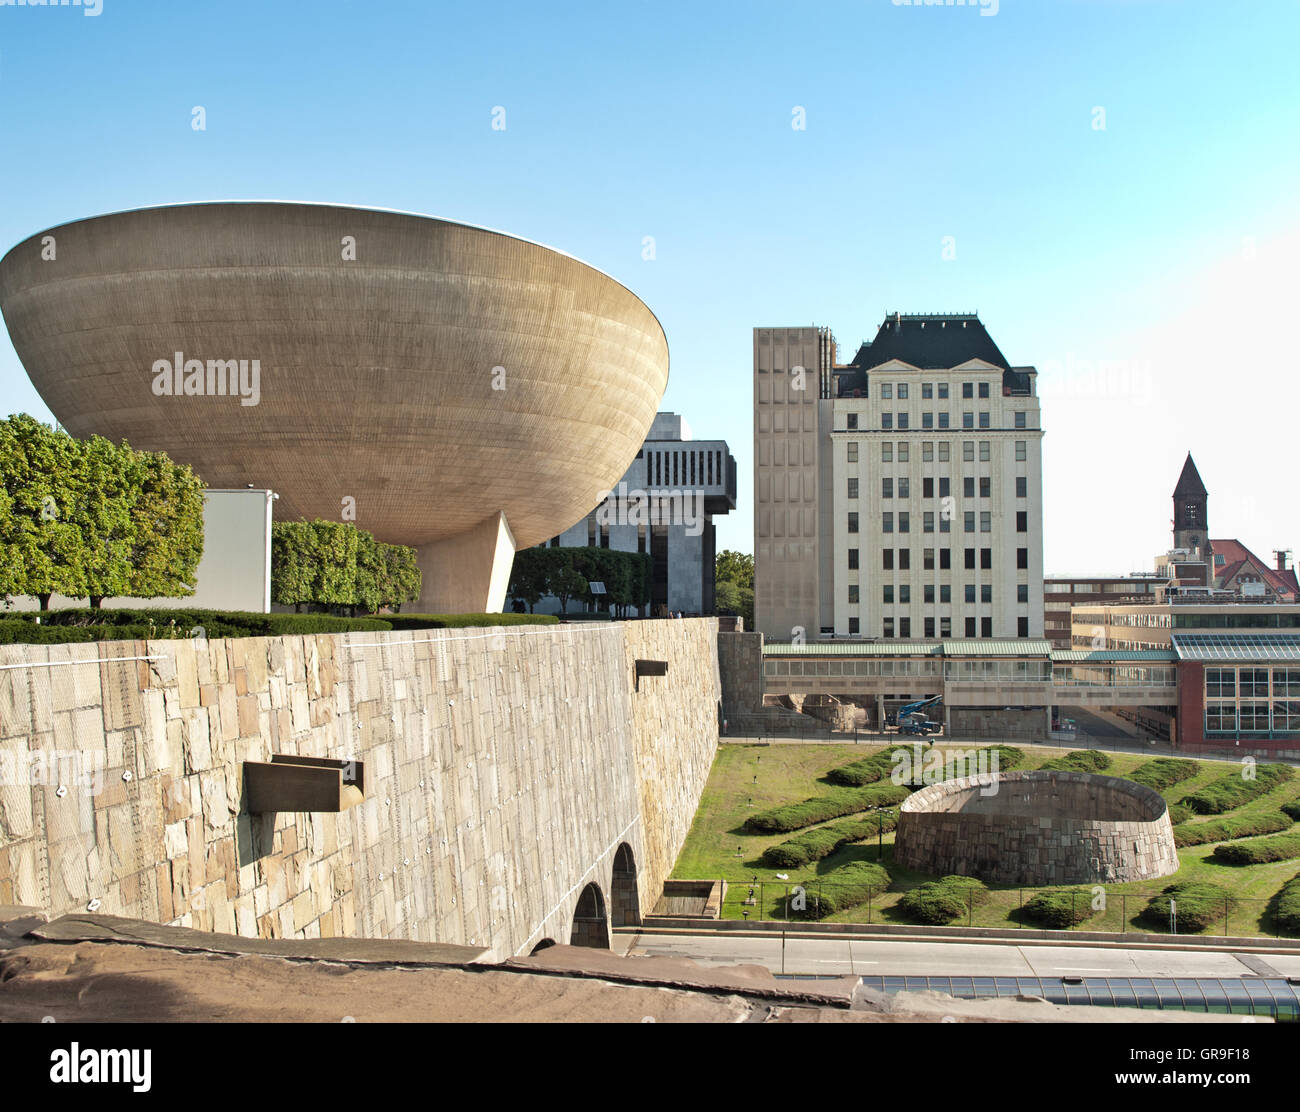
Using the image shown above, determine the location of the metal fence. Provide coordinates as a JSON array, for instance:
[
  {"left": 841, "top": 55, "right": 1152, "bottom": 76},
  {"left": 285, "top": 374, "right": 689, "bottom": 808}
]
[{"left": 714, "top": 879, "right": 1298, "bottom": 940}]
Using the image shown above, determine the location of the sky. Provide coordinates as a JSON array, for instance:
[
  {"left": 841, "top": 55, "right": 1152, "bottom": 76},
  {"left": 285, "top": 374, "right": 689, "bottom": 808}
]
[{"left": 1, "top": 0, "right": 1297, "bottom": 576}]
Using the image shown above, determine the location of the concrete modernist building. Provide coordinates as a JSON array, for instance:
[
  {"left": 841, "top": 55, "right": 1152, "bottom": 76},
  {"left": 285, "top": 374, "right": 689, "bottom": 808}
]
[
  {"left": 754, "top": 314, "right": 1044, "bottom": 643},
  {"left": 535, "top": 412, "right": 736, "bottom": 616},
  {"left": 0, "top": 202, "right": 670, "bottom": 613},
  {"left": 1043, "top": 575, "right": 1163, "bottom": 649}
]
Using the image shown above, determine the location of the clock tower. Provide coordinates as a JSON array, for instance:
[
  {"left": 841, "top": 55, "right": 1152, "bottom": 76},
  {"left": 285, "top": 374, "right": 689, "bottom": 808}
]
[{"left": 1173, "top": 452, "right": 1208, "bottom": 554}]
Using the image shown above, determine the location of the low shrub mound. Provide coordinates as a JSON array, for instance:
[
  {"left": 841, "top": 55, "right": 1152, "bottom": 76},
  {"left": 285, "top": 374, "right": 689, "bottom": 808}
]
[
  {"left": 1282, "top": 800, "right": 1300, "bottom": 822},
  {"left": 1021, "top": 889, "right": 1099, "bottom": 929},
  {"left": 759, "top": 811, "right": 899, "bottom": 869},
  {"left": 1127, "top": 758, "right": 1200, "bottom": 792},
  {"left": 1039, "top": 749, "right": 1112, "bottom": 773},
  {"left": 897, "top": 875, "right": 990, "bottom": 925},
  {"left": 826, "top": 750, "right": 896, "bottom": 787},
  {"left": 1142, "top": 882, "right": 1236, "bottom": 933},
  {"left": 1173, "top": 812, "right": 1293, "bottom": 848},
  {"left": 1168, "top": 803, "right": 1193, "bottom": 826},
  {"left": 1276, "top": 873, "right": 1300, "bottom": 935},
  {"left": 779, "top": 861, "right": 892, "bottom": 921},
  {"left": 1212, "top": 830, "right": 1300, "bottom": 866},
  {"left": 745, "top": 783, "right": 910, "bottom": 835},
  {"left": 828, "top": 744, "right": 1026, "bottom": 788},
  {"left": 1182, "top": 764, "right": 1295, "bottom": 816}
]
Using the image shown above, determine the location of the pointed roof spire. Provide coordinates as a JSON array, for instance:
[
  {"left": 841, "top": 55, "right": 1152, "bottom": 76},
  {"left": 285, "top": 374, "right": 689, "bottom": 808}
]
[{"left": 1174, "top": 452, "right": 1207, "bottom": 498}]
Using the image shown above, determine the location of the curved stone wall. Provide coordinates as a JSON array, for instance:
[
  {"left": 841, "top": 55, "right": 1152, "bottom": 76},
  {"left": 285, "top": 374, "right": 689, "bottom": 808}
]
[{"left": 892, "top": 770, "right": 1179, "bottom": 886}]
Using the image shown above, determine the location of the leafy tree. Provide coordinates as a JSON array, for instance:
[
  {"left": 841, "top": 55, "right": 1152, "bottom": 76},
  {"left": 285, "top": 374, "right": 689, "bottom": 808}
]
[
  {"left": 381, "top": 543, "right": 421, "bottom": 611},
  {"left": 271, "top": 520, "right": 420, "bottom": 613},
  {"left": 715, "top": 548, "right": 754, "bottom": 625},
  {"left": 120, "top": 446, "right": 205, "bottom": 605},
  {"left": 507, "top": 547, "right": 550, "bottom": 613},
  {"left": 716, "top": 549, "right": 754, "bottom": 591},
  {"left": 549, "top": 549, "right": 587, "bottom": 615},
  {"left": 270, "top": 521, "right": 316, "bottom": 610}
]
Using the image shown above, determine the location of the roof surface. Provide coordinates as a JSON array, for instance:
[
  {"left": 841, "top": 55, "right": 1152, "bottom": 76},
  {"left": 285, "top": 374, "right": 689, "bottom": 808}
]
[
  {"left": 1210, "top": 538, "right": 1300, "bottom": 597},
  {"left": 1171, "top": 633, "right": 1300, "bottom": 661},
  {"left": 1173, "top": 453, "right": 1208, "bottom": 498}
]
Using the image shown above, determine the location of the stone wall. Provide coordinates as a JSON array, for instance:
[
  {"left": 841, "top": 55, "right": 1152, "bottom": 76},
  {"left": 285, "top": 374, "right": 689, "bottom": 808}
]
[
  {"left": 0, "top": 619, "right": 720, "bottom": 959},
  {"left": 893, "top": 770, "right": 1179, "bottom": 886},
  {"left": 717, "top": 631, "right": 763, "bottom": 717}
]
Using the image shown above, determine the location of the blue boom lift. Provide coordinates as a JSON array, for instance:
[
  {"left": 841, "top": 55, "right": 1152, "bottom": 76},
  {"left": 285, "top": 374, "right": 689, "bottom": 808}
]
[{"left": 896, "top": 695, "right": 943, "bottom": 736}]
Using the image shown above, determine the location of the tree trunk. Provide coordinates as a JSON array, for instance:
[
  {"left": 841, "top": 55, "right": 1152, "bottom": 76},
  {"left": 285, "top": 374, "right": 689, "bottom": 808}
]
[
  {"left": 89, "top": 596, "right": 104, "bottom": 609},
  {"left": 37, "top": 592, "right": 51, "bottom": 611}
]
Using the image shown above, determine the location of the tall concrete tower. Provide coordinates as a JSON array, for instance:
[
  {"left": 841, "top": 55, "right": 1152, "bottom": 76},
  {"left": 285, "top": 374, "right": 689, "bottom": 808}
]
[{"left": 1173, "top": 452, "right": 1209, "bottom": 554}]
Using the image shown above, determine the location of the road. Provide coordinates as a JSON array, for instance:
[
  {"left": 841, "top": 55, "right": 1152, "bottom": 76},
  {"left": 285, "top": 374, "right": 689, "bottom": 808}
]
[{"left": 615, "top": 930, "right": 1300, "bottom": 979}]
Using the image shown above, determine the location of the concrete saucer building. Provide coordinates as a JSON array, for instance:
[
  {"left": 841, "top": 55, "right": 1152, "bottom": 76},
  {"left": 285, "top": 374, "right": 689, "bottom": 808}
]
[{"left": 0, "top": 202, "right": 670, "bottom": 611}]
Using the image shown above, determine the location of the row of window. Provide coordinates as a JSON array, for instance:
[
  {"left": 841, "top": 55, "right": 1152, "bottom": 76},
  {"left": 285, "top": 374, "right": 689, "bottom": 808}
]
[
  {"left": 851, "top": 583, "right": 1031, "bottom": 604},
  {"left": 1205, "top": 702, "right": 1300, "bottom": 734},
  {"left": 876, "top": 381, "right": 994, "bottom": 400},
  {"left": 856, "top": 476, "right": 1030, "bottom": 500},
  {"left": 857, "top": 616, "right": 1033, "bottom": 637},
  {"left": 876, "top": 411, "right": 1031, "bottom": 431},
  {"left": 848, "top": 437, "right": 1030, "bottom": 463},
  {"left": 864, "top": 512, "right": 1028, "bottom": 535},
  {"left": 1205, "top": 668, "right": 1300, "bottom": 698},
  {"left": 857, "top": 546, "right": 1032, "bottom": 571}
]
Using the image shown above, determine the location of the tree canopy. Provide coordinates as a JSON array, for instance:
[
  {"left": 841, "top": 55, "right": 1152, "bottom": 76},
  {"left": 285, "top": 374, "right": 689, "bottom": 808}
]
[
  {"left": 270, "top": 520, "right": 421, "bottom": 613},
  {"left": 507, "top": 546, "right": 651, "bottom": 617}
]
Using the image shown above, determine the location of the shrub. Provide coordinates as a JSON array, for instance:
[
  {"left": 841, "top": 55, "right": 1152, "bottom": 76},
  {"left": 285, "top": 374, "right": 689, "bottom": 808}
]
[
  {"left": 379, "top": 612, "right": 559, "bottom": 630},
  {"left": 1142, "top": 882, "right": 1236, "bottom": 933},
  {"left": 1021, "top": 889, "right": 1099, "bottom": 929},
  {"left": 897, "top": 875, "right": 990, "bottom": 925},
  {"left": 826, "top": 750, "right": 896, "bottom": 787},
  {"left": 744, "top": 783, "right": 910, "bottom": 835},
  {"left": 1127, "top": 758, "right": 1200, "bottom": 792},
  {"left": 1040, "top": 749, "right": 1111, "bottom": 773},
  {"left": 1182, "top": 764, "right": 1295, "bottom": 815},
  {"left": 778, "top": 861, "right": 891, "bottom": 920},
  {"left": 0, "top": 619, "right": 156, "bottom": 644},
  {"left": 1213, "top": 830, "right": 1300, "bottom": 866},
  {"left": 759, "top": 811, "right": 899, "bottom": 869},
  {"left": 1168, "top": 803, "right": 1193, "bottom": 825},
  {"left": 1173, "top": 812, "right": 1293, "bottom": 847},
  {"left": 1282, "top": 800, "right": 1300, "bottom": 822},
  {"left": 1275, "top": 873, "right": 1300, "bottom": 935},
  {"left": 0, "top": 609, "right": 392, "bottom": 643}
]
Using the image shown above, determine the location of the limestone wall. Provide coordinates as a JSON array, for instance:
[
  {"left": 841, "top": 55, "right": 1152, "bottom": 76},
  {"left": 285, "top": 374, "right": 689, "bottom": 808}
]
[
  {"left": 893, "top": 770, "right": 1179, "bottom": 886},
  {"left": 0, "top": 619, "right": 720, "bottom": 958}
]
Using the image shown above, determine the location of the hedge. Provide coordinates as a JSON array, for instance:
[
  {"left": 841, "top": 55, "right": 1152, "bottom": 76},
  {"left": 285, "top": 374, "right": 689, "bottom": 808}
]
[
  {"left": 759, "top": 811, "right": 899, "bottom": 869},
  {"left": 1168, "top": 803, "right": 1193, "bottom": 826},
  {"left": 1276, "top": 873, "right": 1300, "bottom": 935},
  {"left": 0, "top": 619, "right": 159, "bottom": 644},
  {"left": 377, "top": 612, "right": 558, "bottom": 630},
  {"left": 744, "top": 783, "right": 910, "bottom": 835},
  {"left": 1181, "top": 763, "right": 1295, "bottom": 815},
  {"left": 1212, "top": 830, "right": 1300, "bottom": 866},
  {"left": 1283, "top": 800, "right": 1300, "bottom": 822},
  {"left": 1040, "top": 750, "right": 1111, "bottom": 773},
  {"left": 825, "top": 751, "right": 896, "bottom": 787},
  {"left": 1173, "top": 812, "right": 1293, "bottom": 848},
  {"left": 1021, "top": 889, "right": 1099, "bottom": 929},
  {"left": 776, "top": 861, "right": 892, "bottom": 921},
  {"left": 1141, "top": 882, "right": 1236, "bottom": 933},
  {"left": 897, "top": 876, "right": 990, "bottom": 925},
  {"left": 1127, "top": 758, "right": 1200, "bottom": 792}
]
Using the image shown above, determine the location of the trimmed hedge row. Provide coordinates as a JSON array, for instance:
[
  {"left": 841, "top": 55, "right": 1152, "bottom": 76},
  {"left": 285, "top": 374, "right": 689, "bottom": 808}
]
[
  {"left": 1021, "top": 889, "right": 1099, "bottom": 929},
  {"left": 825, "top": 750, "right": 896, "bottom": 787},
  {"left": 897, "top": 875, "right": 990, "bottom": 925},
  {"left": 759, "top": 811, "right": 899, "bottom": 869},
  {"left": 376, "top": 612, "right": 559, "bottom": 629},
  {"left": 1282, "top": 800, "right": 1300, "bottom": 822},
  {"left": 1040, "top": 749, "right": 1112, "bottom": 773},
  {"left": 1276, "top": 873, "right": 1300, "bottom": 935},
  {"left": 1173, "top": 812, "right": 1293, "bottom": 848},
  {"left": 744, "top": 782, "right": 910, "bottom": 834},
  {"left": 779, "top": 861, "right": 892, "bottom": 921},
  {"left": 1142, "top": 882, "right": 1236, "bottom": 933},
  {"left": 1168, "top": 803, "right": 1193, "bottom": 826},
  {"left": 1127, "top": 758, "right": 1200, "bottom": 792},
  {"left": 1182, "top": 763, "right": 1295, "bottom": 816},
  {"left": 1212, "top": 830, "right": 1300, "bottom": 866}
]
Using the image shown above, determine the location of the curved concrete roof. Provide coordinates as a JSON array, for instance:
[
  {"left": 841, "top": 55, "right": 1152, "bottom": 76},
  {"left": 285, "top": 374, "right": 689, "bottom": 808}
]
[{"left": 0, "top": 201, "right": 670, "bottom": 549}]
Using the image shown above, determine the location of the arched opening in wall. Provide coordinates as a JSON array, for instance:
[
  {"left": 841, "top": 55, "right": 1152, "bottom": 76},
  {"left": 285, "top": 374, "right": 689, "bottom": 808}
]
[
  {"left": 569, "top": 882, "right": 610, "bottom": 949},
  {"left": 530, "top": 938, "right": 557, "bottom": 955},
  {"left": 611, "top": 842, "right": 640, "bottom": 928}
]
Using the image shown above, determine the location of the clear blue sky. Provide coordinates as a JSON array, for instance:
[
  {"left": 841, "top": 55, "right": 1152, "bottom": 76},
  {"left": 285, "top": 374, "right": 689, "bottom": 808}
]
[{"left": 2, "top": 0, "right": 1298, "bottom": 574}]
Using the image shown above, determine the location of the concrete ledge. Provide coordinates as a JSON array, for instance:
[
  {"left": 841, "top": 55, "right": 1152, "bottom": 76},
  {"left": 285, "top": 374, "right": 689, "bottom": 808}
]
[{"left": 636, "top": 916, "right": 1300, "bottom": 953}]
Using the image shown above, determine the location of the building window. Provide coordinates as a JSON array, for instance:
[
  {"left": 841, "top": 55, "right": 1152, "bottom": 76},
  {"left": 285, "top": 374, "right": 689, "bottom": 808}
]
[
  {"left": 847, "top": 442, "right": 859, "bottom": 463},
  {"left": 965, "top": 584, "right": 976, "bottom": 603},
  {"left": 962, "top": 382, "right": 973, "bottom": 399},
  {"left": 898, "top": 443, "right": 909, "bottom": 462},
  {"left": 882, "top": 478, "right": 893, "bottom": 498},
  {"left": 899, "top": 549, "right": 910, "bottom": 570},
  {"left": 981, "top": 617, "right": 993, "bottom": 637},
  {"left": 980, "top": 511, "right": 991, "bottom": 533},
  {"left": 847, "top": 413, "right": 858, "bottom": 430},
  {"left": 882, "top": 548, "right": 894, "bottom": 570},
  {"left": 940, "top": 549, "right": 951, "bottom": 570},
  {"left": 923, "top": 477, "right": 934, "bottom": 498},
  {"left": 881, "top": 383, "right": 893, "bottom": 399},
  {"left": 1205, "top": 704, "right": 1237, "bottom": 732},
  {"left": 922, "top": 442, "right": 934, "bottom": 462},
  {"left": 979, "top": 411, "right": 990, "bottom": 429},
  {"left": 939, "top": 477, "right": 950, "bottom": 498},
  {"left": 1017, "top": 510, "right": 1027, "bottom": 532},
  {"left": 979, "top": 441, "right": 990, "bottom": 461},
  {"left": 965, "top": 617, "right": 977, "bottom": 637},
  {"left": 900, "top": 617, "right": 911, "bottom": 638},
  {"left": 898, "top": 383, "right": 909, "bottom": 399},
  {"left": 940, "top": 584, "right": 951, "bottom": 603},
  {"left": 965, "top": 548, "right": 976, "bottom": 569},
  {"left": 848, "top": 512, "right": 859, "bottom": 534},
  {"left": 939, "top": 442, "right": 950, "bottom": 462},
  {"left": 898, "top": 412, "right": 909, "bottom": 429},
  {"left": 964, "top": 511, "right": 975, "bottom": 533},
  {"left": 979, "top": 477, "right": 991, "bottom": 498},
  {"left": 963, "top": 412, "right": 974, "bottom": 429},
  {"left": 923, "top": 511, "right": 934, "bottom": 533},
  {"left": 848, "top": 548, "right": 859, "bottom": 569},
  {"left": 882, "top": 442, "right": 892, "bottom": 462},
  {"left": 1016, "top": 440, "right": 1026, "bottom": 461},
  {"left": 938, "top": 412, "right": 950, "bottom": 429},
  {"left": 964, "top": 477, "right": 975, "bottom": 499},
  {"left": 882, "top": 513, "right": 894, "bottom": 533},
  {"left": 922, "top": 412, "right": 933, "bottom": 429},
  {"left": 922, "top": 383, "right": 933, "bottom": 399},
  {"left": 848, "top": 584, "right": 860, "bottom": 604},
  {"left": 899, "top": 512, "right": 910, "bottom": 533},
  {"left": 981, "top": 548, "right": 992, "bottom": 569},
  {"left": 899, "top": 585, "right": 910, "bottom": 604},
  {"left": 1018, "top": 583, "right": 1029, "bottom": 603},
  {"left": 981, "top": 584, "right": 992, "bottom": 603},
  {"left": 1205, "top": 668, "right": 1235, "bottom": 698},
  {"left": 884, "top": 618, "right": 895, "bottom": 638},
  {"left": 938, "top": 383, "right": 949, "bottom": 399},
  {"left": 978, "top": 382, "right": 989, "bottom": 399},
  {"left": 848, "top": 477, "right": 859, "bottom": 499},
  {"left": 940, "top": 617, "right": 952, "bottom": 637},
  {"left": 848, "top": 617, "right": 860, "bottom": 635},
  {"left": 1015, "top": 411, "right": 1027, "bottom": 429},
  {"left": 924, "top": 548, "right": 935, "bottom": 570},
  {"left": 1018, "top": 616, "right": 1029, "bottom": 637},
  {"left": 925, "top": 617, "right": 935, "bottom": 638},
  {"left": 963, "top": 441, "right": 975, "bottom": 462},
  {"left": 895, "top": 477, "right": 908, "bottom": 499},
  {"left": 1016, "top": 476, "right": 1027, "bottom": 498},
  {"left": 1017, "top": 547, "right": 1028, "bottom": 569},
  {"left": 883, "top": 585, "right": 894, "bottom": 604},
  {"left": 882, "top": 413, "right": 893, "bottom": 429}
]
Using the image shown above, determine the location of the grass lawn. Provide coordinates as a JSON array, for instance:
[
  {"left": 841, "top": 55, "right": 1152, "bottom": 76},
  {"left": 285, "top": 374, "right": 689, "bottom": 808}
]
[{"left": 671, "top": 741, "right": 1300, "bottom": 937}]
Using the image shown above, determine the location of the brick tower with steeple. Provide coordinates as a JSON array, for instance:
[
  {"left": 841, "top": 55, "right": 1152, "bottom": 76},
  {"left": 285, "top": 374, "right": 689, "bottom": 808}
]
[{"left": 1173, "top": 452, "right": 1208, "bottom": 554}]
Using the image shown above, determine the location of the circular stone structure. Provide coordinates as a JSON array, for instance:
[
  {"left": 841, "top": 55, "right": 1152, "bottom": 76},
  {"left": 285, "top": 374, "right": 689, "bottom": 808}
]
[
  {"left": 0, "top": 201, "right": 670, "bottom": 612},
  {"left": 892, "top": 770, "right": 1179, "bottom": 886}
]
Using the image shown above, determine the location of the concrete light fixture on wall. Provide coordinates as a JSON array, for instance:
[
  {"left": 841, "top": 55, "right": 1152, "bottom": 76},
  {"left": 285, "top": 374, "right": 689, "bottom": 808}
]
[
  {"left": 244, "top": 755, "right": 366, "bottom": 813},
  {"left": 634, "top": 659, "right": 668, "bottom": 692}
]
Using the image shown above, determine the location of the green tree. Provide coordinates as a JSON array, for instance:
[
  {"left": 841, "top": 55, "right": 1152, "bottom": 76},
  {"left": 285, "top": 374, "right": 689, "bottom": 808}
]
[
  {"left": 507, "top": 547, "right": 550, "bottom": 613},
  {"left": 121, "top": 446, "right": 205, "bottom": 604},
  {"left": 380, "top": 543, "right": 421, "bottom": 611},
  {"left": 715, "top": 548, "right": 754, "bottom": 625},
  {"left": 548, "top": 549, "right": 587, "bottom": 615},
  {"left": 270, "top": 521, "right": 316, "bottom": 610},
  {"left": 716, "top": 549, "right": 754, "bottom": 590}
]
